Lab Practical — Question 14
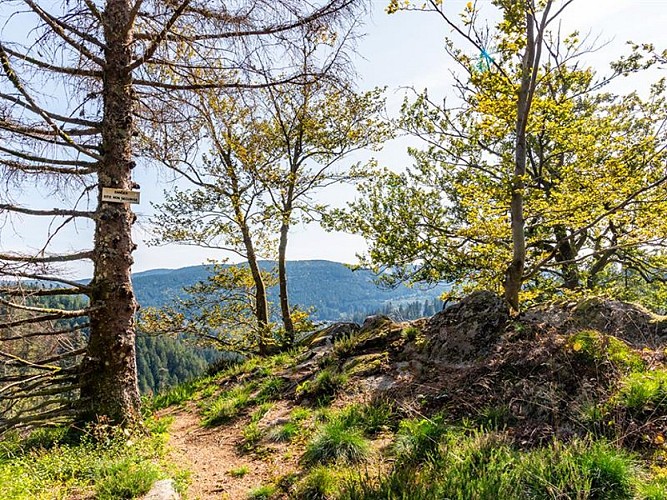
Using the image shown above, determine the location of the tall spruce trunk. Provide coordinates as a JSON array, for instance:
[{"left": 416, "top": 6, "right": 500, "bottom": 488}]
[{"left": 79, "top": 0, "right": 141, "bottom": 424}]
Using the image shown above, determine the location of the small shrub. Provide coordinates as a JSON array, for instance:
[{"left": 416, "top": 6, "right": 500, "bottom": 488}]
[
  {"left": 333, "top": 333, "right": 359, "bottom": 358},
  {"left": 401, "top": 326, "right": 420, "bottom": 342},
  {"left": 241, "top": 422, "right": 264, "bottom": 452},
  {"left": 95, "top": 458, "right": 162, "bottom": 500},
  {"left": 303, "top": 420, "right": 370, "bottom": 465}
]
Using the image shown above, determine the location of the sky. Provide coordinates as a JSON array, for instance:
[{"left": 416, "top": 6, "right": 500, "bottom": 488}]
[{"left": 2, "top": 1, "right": 667, "bottom": 277}]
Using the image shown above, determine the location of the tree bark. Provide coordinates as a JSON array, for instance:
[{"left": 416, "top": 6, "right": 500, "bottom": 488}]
[
  {"left": 278, "top": 220, "right": 294, "bottom": 343},
  {"left": 503, "top": 10, "right": 534, "bottom": 313},
  {"left": 553, "top": 225, "right": 580, "bottom": 289},
  {"left": 239, "top": 221, "right": 270, "bottom": 355},
  {"left": 78, "top": 0, "right": 141, "bottom": 425}
]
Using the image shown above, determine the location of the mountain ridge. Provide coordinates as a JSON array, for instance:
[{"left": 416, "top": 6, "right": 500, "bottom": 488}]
[{"left": 132, "top": 259, "right": 448, "bottom": 321}]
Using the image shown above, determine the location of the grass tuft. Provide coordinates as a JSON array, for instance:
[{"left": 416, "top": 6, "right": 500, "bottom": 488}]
[
  {"left": 296, "top": 368, "right": 348, "bottom": 404},
  {"left": 303, "top": 419, "right": 370, "bottom": 465}
]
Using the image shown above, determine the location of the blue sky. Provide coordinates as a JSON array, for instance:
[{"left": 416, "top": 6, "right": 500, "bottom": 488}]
[{"left": 2, "top": 1, "right": 667, "bottom": 277}]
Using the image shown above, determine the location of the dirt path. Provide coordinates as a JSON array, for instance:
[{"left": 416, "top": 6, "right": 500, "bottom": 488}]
[{"left": 162, "top": 405, "right": 295, "bottom": 500}]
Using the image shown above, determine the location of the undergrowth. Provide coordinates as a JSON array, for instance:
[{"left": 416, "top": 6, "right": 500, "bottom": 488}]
[{"left": 0, "top": 417, "right": 177, "bottom": 500}]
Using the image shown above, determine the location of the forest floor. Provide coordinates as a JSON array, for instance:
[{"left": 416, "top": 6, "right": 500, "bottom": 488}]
[{"left": 162, "top": 403, "right": 293, "bottom": 500}]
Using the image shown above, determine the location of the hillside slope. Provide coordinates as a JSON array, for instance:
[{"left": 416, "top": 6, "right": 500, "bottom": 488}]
[
  {"left": 132, "top": 260, "right": 448, "bottom": 321},
  {"left": 150, "top": 293, "right": 667, "bottom": 499}
]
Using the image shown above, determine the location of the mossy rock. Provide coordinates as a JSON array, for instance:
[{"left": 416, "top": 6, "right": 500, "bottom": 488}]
[
  {"left": 566, "top": 330, "right": 645, "bottom": 372},
  {"left": 343, "top": 353, "right": 387, "bottom": 377},
  {"left": 304, "top": 322, "right": 361, "bottom": 349}
]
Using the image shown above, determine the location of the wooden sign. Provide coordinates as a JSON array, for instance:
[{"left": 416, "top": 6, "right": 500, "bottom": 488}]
[{"left": 101, "top": 187, "right": 140, "bottom": 204}]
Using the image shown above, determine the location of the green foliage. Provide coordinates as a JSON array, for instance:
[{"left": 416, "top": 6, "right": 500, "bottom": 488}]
[
  {"left": 333, "top": 333, "right": 360, "bottom": 358},
  {"left": 335, "top": 401, "right": 396, "bottom": 436},
  {"left": 401, "top": 325, "right": 421, "bottom": 342},
  {"left": 132, "top": 261, "right": 447, "bottom": 324},
  {"left": 139, "top": 263, "right": 278, "bottom": 355},
  {"left": 269, "top": 422, "right": 301, "bottom": 443},
  {"left": 328, "top": 1, "right": 667, "bottom": 305},
  {"left": 296, "top": 368, "right": 348, "bottom": 404},
  {"left": 256, "top": 377, "right": 286, "bottom": 403},
  {"left": 477, "top": 405, "right": 514, "bottom": 431},
  {"left": 303, "top": 419, "right": 371, "bottom": 465},
  {"left": 0, "top": 419, "right": 170, "bottom": 500},
  {"left": 240, "top": 422, "right": 264, "bottom": 452},
  {"left": 147, "top": 376, "right": 216, "bottom": 411},
  {"left": 251, "top": 402, "right": 274, "bottom": 423},
  {"left": 568, "top": 330, "right": 645, "bottom": 372},
  {"left": 294, "top": 465, "right": 350, "bottom": 500},
  {"left": 290, "top": 407, "right": 313, "bottom": 422},
  {"left": 95, "top": 458, "right": 162, "bottom": 500},
  {"left": 615, "top": 369, "right": 667, "bottom": 413},
  {"left": 135, "top": 332, "right": 215, "bottom": 395},
  {"left": 229, "top": 465, "right": 249, "bottom": 478}
]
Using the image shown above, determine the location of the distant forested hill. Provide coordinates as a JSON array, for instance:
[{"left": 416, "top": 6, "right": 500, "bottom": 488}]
[
  {"left": 132, "top": 260, "right": 448, "bottom": 321},
  {"left": 132, "top": 260, "right": 448, "bottom": 394}
]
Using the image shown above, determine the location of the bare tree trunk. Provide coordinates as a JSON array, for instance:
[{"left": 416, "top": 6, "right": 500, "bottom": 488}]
[
  {"left": 79, "top": 0, "right": 140, "bottom": 425},
  {"left": 239, "top": 223, "right": 270, "bottom": 355},
  {"left": 503, "top": 12, "right": 534, "bottom": 312},
  {"left": 278, "top": 220, "right": 294, "bottom": 343},
  {"left": 504, "top": 4, "right": 550, "bottom": 312}
]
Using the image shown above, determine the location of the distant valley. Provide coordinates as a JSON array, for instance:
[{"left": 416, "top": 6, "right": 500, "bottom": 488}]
[{"left": 132, "top": 259, "right": 448, "bottom": 322}]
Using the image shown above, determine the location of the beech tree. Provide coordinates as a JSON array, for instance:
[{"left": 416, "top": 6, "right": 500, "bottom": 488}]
[
  {"left": 0, "top": 0, "right": 362, "bottom": 432},
  {"left": 330, "top": 0, "right": 667, "bottom": 309}
]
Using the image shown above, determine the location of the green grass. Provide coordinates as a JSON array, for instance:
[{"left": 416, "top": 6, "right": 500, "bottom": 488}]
[
  {"left": 247, "top": 483, "right": 278, "bottom": 499},
  {"left": 147, "top": 376, "right": 216, "bottom": 411},
  {"left": 303, "top": 419, "right": 371, "bottom": 465},
  {"left": 0, "top": 418, "right": 171, "bottom": 500},
  {"left": 335, "top": 401, "right": 396, "bottom": 436},
  {"left": 342, "top": 431, "right": 638, "bottom": 500},
  {"left": 333, "top": 333, "right": 360, "bottom": 358},
  {"left": 228, "top": 465, "right": 250, "bottom": 478},
  {"left": 256, "top": 376, "right": 286, "bottom": 403},
  {"left": 269, "top": 422, "right": 301, "bottom": 443},
  {"left": 250, "top": 402, "right": 274, "bottom": 423},
  {"left": 393, "top": 415, "right": 448, "bottom": 465},
  {"left": 615, "top": 369, "right": 667, "bottom": 413},
  {"left": 294, "top": 465, "right": 351, "bottom": 499},
  {"left": 202, "top": 383, "right": 255, "bottom": 426},
  {"left": 240, "top": 422, "right": 264, "bottom": 452}
]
